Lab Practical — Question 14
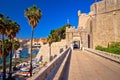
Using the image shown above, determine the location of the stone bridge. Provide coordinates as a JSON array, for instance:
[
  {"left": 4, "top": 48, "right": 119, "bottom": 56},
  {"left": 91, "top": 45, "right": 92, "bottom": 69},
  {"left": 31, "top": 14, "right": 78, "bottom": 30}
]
[{"left": 27, "top": 47, "right": 120, "bottom": 80}]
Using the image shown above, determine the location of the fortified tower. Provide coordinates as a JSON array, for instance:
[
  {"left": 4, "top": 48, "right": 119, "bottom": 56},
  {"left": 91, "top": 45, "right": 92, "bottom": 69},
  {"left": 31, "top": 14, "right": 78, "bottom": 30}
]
[{"left": 66, "top": 10, "right": 90, "bottom": 49}]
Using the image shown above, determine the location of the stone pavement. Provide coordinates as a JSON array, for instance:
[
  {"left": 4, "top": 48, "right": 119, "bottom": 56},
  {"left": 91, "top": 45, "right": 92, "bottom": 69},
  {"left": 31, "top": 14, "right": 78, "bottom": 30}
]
[{"left": 63, "top": 50, "right": 120, "bottom": 80}]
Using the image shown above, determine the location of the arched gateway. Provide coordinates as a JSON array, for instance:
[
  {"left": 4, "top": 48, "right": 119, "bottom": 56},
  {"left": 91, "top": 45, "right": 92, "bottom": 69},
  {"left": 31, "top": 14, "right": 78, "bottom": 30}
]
[
  {"left": 66, "top": 27, "right": 88, "bottom": 50},
  {"left": 66, "top": 10, "right": 92, "bottom": 49}
]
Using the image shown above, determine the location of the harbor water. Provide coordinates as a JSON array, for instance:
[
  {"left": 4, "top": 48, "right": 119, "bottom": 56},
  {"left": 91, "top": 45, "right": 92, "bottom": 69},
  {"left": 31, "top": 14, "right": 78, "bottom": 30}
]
[{"left": 0, "top": 48, "right": 39, "bottom": 65}]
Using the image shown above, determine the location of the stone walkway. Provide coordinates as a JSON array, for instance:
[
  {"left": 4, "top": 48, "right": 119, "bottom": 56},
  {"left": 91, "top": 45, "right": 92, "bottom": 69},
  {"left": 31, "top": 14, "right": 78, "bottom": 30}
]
[{"left": 65, "top": 50, "right": 120, "bottom": 80}]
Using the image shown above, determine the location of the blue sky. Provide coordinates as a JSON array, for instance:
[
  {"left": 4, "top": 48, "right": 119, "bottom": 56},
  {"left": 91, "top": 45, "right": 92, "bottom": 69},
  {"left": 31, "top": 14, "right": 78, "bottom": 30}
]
[{"left": 0, "top": 0, "right": 94, "bottom": 39}]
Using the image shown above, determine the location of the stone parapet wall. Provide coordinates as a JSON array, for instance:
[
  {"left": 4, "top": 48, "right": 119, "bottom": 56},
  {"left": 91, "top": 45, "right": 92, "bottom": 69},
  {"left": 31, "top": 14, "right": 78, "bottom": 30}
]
[
  {"left": 28, "top": 48, "right": 70, "bottom": 80},
  {"left": 85, "top": 48, "right": 120, "bottom": 63}
]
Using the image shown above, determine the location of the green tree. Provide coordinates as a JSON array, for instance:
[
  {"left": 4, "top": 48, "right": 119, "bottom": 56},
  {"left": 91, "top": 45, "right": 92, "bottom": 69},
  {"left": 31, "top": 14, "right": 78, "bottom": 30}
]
[
  {"left": 0, "top": 13, "right": 20, "bottom": 79},
  {"left": 47, "top": 36, "right": 53, "bottom": 62},
  {"left": 24, "top": 5, "right": 42, "bottom": 76},
  {"left": 0, "top": 14, "right": 9, "bottom": 80},
  {"left": 0, "top": 40, "right": 11, "bottom": 80},
  {"left": 13, "top": 40, "right": 20, "bottom": 68},
  {"left": 6, "top": 20, "right": 20, "bottom": 78},
  {"left": 49, "top": 24, "right": 70, "bottom": 42}
]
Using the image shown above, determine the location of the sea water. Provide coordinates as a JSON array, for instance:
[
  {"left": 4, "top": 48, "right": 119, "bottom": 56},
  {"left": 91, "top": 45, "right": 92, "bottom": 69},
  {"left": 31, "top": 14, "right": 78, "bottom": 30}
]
[{"left": 0, "top": 48, "right": 39, "bottom": 65}]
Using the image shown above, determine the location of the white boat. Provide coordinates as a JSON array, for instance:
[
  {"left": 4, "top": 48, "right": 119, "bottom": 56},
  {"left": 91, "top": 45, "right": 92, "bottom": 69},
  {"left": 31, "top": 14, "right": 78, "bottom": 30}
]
[
  {"left": 18, "top": 47, "right": 23, "bottom": 51},
  {"left": 13, "top": 53, "right": 20, "bottom": 59},
  {"left": 28, "top": 48, "right": 31, "bottom": 54},
  {"left": 20, "top": 67, "right": 29, "bottom": 72},
  {"left": 15, "top": 47, "right": 23, "bottom": 53},
  {"left": 13, "top": 50, "right": 20, "bottom": 59}
]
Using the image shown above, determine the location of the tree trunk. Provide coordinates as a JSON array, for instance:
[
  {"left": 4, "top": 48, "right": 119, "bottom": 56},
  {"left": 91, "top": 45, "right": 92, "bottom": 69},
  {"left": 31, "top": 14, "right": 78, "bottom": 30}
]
[
  {"left": 14, "top": 50, "right": 17, "bottom": 68},
  {"left": 49, "top": 44, "right": 51, "bottom": 62},
  {"left": 9, "top": 38, "right": 13, "bottom": 78},
  {"left": 2, "top": 34, "right": 6, "bottom": 80},
  {"left": 30, "top": 27, "right": 34, "bottom": 77},
  {"left": 3, "top": 56, "right": 6, "bottom": 80}
]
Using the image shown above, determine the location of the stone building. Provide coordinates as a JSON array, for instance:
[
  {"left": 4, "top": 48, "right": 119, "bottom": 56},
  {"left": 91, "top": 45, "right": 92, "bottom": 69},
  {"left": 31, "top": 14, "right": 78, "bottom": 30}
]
[{"left": 66, "top": 0, "right": 120, "bottom": 49}]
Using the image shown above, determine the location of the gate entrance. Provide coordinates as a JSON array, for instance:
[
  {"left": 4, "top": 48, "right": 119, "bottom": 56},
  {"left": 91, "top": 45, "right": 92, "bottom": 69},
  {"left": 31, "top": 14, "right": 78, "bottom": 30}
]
[{"left": 73, "top": 41, "right": 80, "bottom": 49}]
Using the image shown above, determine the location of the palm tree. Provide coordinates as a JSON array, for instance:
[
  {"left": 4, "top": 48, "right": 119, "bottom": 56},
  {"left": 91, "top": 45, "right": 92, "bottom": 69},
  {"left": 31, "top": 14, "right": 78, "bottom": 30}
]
[
  {"left": 6, "top": 20, "right": 20, "bottom": 78},
  {"left": 47, "top": 36, "right": 52, "bottom": 62},
  {"left": 0, "top": 14, "right": 9, "bottom": 80},
  {"left": 24, "top": 5, "right": 42, "bottom": 76},
  {"left": 0, "top": 39, "right": 11, "bottom": 80},
  {"left": 3, "top": 40, "right": 11, "bottom": 57},
  {"left": 0, "top": 39, "right": 11, "bottom": 57},
  {"left": 13, "top": 40, "right": 20, "bottom": 68}
]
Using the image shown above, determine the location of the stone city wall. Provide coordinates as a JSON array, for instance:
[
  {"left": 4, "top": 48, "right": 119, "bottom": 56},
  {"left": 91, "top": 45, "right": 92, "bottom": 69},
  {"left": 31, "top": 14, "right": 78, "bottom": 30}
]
[
  {"left": 90, "top": 0, "right": 120, "bottom": 48},
  {"left": 51, "top": 39, "right": 67, "bottom": 58},
  {"left": 36, "top": 39, "right": 67, "bottom": 62}
]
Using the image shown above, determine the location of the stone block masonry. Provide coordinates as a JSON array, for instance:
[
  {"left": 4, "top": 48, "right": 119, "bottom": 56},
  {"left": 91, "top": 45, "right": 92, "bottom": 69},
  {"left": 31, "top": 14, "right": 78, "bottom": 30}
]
[{"left": 91, "top": 0, "right": 120, "bottom": 48}]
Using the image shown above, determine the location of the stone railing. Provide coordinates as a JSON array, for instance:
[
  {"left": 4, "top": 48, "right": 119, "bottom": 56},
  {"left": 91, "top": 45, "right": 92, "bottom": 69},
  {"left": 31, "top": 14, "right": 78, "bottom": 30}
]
[
  {"left": 27, "top": 47, "right": 71, "bottom": 80},
  {"left": 53, "top": 47, "right": 71, "bottom": 80},
  {"left": 85, "top": 48, "right": 120, "bottom": 63}
]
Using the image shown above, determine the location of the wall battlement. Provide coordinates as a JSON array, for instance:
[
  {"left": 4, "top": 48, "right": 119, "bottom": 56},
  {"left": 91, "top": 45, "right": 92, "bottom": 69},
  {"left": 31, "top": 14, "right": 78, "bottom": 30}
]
[
  {"left": 91, "top": 0, "right": 120, "bottom": 15},
  {"left": 66, "top": 27, "right": 78, "bottom": 33}
]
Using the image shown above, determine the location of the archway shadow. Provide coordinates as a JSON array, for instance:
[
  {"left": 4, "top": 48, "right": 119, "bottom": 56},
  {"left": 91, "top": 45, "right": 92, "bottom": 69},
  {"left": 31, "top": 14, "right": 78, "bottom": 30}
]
[{"left": 73, "top": 41, "right": 80, "bottom": 49}]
